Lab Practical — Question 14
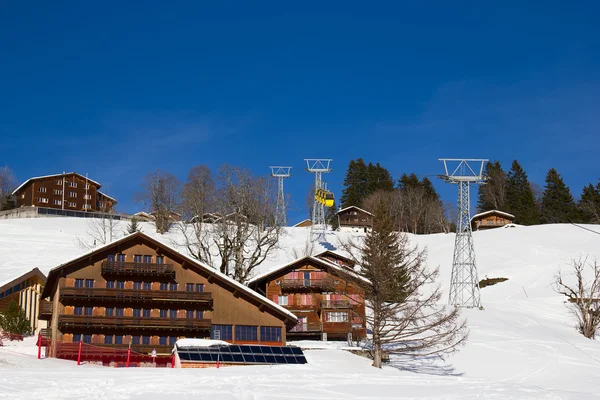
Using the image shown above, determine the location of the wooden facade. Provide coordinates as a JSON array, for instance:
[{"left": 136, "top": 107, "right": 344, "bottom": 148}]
[
  {"left": 12, "top": 172, "right": 117, "bottom": 212},
  {"left": 471, "top": 210, "right": 515, "bottom": 231},
  {"left": 292, "top": 219, "right": 312, "bottom": 228},
  {"left": 249, "top": 253, "right": 368, "bottom": 341},
  {"left": 40, "top": 232, "right": 296, "bottom": 357},
  {"left": 336, "top": 206, "right": 373, "bottom": 231},
  {"left": 0, "top": 268, "right": 47, "bottom": 333}
]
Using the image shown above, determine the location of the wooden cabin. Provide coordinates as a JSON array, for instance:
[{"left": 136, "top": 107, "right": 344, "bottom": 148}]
[
  {"left": 471, "top": 210, "right": 515, "bottom": 231},
  {"left": 336, "top": 206, "right": 373, "bottom": 232},
  {"left": 12, "top": 172, "right": 117, "bottom": 212},
  {"left": 292, "top": 219, "right": 312, "bottom": 228},
  {"left": 249, "top": 255, "right": 368, "bottom": 342},
  {"left": 39, "top": 232, "right": 296, "bottom": 359},
  {"left": 0, "top": 268, "right": 47, "bottom": 333}
]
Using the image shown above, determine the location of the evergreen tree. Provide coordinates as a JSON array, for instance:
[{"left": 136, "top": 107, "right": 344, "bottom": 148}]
[
  {"left": 127, "top": 216, "right": 140, "bottom": 234},
  {"left": 366, "top": 162, "right": 395, "bottom": 195},
  {"left": 505, "top": 160, "right": 540, "bottom": 225},
  {"left": 540, "top": 168, "right": 579, "bottom": 223},
  {"left": 579, "top": 181, "right": 600, "bottom": 223},
  {"left": 325, "top": 201, "right": 340, "bottom": 230},
  {"left": 397, "top": 173, "right": 420, "bottom": 190},
  {"left": 476, "top": 160, "right": 507, "bottom": 212},
  {"left": 0, "top": 301, "right": 31, "bottom": 335},
  {"left": 340, "top": 159, "right": 393, "bottom": 208}
]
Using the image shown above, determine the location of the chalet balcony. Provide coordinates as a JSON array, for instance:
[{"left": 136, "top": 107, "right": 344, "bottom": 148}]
[
  {"left": 57, "top": 315, "right": 211, "bottom": 333},
  {"left": 289, "top": 322, "right": 322, "bottom": 334},
  {"left": 101, "top": 261, "right": 175, "bottom": 280},
  {"left": 320, "top": 300, "right": 351, "bottom": 309},
  {"left": 59, "top": 287, "right": 212, "bottom": 309},
  {"left": 280, "top": 278, "right": 335, "bottom": 292},
  {"left": 39, "top": 300, "right": 53, "bottom": 320}
]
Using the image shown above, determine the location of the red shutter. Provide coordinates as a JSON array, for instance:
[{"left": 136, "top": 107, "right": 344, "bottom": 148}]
[
  {"left": 273, "top": 294, "right": 278, "bottom": 303},
  {"left": 288, "top": 295, "right": 293, "bottom": 305}
]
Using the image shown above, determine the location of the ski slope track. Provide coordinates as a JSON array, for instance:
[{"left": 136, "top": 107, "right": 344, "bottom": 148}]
[{"left": 1, "top": 217, "right": 600, "bottom": 399}]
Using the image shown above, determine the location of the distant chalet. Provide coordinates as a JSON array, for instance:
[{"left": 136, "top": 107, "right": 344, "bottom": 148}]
[
  {"left": 336, "top": 206, "right": 373, "bottom": 232},
  {"left": 471, "top": 210, "right": 515, "bottom": 231},
  {"left": 12, "top": 172, "right": 117, "bottom": 212}
]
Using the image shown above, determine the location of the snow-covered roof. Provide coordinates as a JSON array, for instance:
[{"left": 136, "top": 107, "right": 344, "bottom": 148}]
[
  {"left": 248, "top": 255, "right": 370, "bottom": 286},
  {"left": 175, "top": 338, "right": 229, "bottom": 348},
  {"left": 0, "top": 267, "right": 46, "bottom": 291},
  {"left": 12, "top": 172, "right": 102, "bottom": 195},
  {"left": 471, "top": 210, "right": 515, "bottom": 221},
  {"left": 335, "top": 206, "right": 373, "bottom": 216},
  {"left": 292, "top": 219, "right": 312, "bottom": 227},
  {"left": 97, "top": 191, "right": 118, "bottom": 203},
  {"left": 133, "top": 211, "right": 155, "bottom": 219},
  {"left": 42, "top": 231, "right": 297, "bottom": 322}
]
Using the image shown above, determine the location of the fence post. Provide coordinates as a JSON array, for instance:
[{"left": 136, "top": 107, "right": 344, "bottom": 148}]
[
  {"left": 77, "top": 340, "right": 83, "bottom": 366},
  {"left": 126, "top": 347, "right": 131, "bottom": 368},
  {"left": 37, "top": 333, "right": 42, "bottom": 360},
  {"left": 171, "top": 352, "right": 175, "bottom": 368}
]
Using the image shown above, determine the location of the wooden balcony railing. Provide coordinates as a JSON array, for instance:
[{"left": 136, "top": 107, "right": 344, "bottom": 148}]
[
  {"left": 281, "top": 278, "right": 335, "bottom": 292},
  {"left": 321, "top": 300, "right": 351, "bottom": 309},
  {"left": 289, "top": 322, "right": 322, "bottom": 333},
  {"left": 60, "top": 287, "right": 212, "bottom": 308},
  {"left": 39, "top": 301, "right": 53, "bottom": 320},
  {"left": 58, "top": 315, "right": 211, "bottom": 332},
  {"left": 101, "top": 261, "right": 175, "bottom": 279}
]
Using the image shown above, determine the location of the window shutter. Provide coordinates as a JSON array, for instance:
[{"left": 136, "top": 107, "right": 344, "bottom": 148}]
[
  {"left": 288, "top": 295, "right": 293, "bottom": 305},
  {"left": 273, "top": 294, "right": 278, "bottom": 303}
]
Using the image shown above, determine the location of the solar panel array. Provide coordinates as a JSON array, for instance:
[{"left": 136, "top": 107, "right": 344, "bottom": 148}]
[{"left": 176, "top": 344, "right": 308, "bottom": 365}]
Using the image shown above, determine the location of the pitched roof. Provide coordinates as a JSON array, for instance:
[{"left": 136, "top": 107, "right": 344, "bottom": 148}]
[
  {"left": 471, "top": 210, "right": 515, "bottom": 221},
  {"left": 97, "top": 191, "right": 118, "bottom": 203},
  {"left": 0, "top": 268, "right": 46, "bottom": 292},
  {"left": 315, "top": 250, "right": 356, "bottom": 269},
  {"left": 335, "top": 206, "right": 373, "bottom": 216},
  {"left": 292, "top": 219, "right": 312, "bottom": 227},
  {"left": 40, "top": 232, "right": 297, "bottom": 322},
  {"left": 248, "top": 255, "right": 370, "bottom": 286},
  {"left": 12, "top": 172, "right": 102, "bottom": 195}
]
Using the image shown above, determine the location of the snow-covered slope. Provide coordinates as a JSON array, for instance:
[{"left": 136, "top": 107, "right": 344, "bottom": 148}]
[{"left": 1, "top": 217, "right": 600, "bottom": 399}]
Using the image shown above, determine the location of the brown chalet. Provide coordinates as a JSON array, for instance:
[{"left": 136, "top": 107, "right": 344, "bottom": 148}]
[
  {"left": 249, "top": 251, "right": 368, "bottom": 341},
  {"left": 336, "top": 206, "right": 373, "bottom": 232},
  {"left": 471, "top": 210, "right": 515, "bottom": 231},
  {"left": 12, "top": 172, "right": 117, "bottom": 212},
  {"left": 39, "top": 232, "right": 296, "bottom": 359},
  {"left": 0, "top": 268, "right": 47, "bottom": 333}
]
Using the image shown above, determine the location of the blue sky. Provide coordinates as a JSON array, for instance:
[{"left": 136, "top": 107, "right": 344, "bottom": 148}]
[{"left": 1, "top": 2, "right": 599, "bottom": 223}]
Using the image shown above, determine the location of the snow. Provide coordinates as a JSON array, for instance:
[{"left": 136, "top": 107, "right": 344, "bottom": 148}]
[
  {"left": 471, "top": 209, "right": 515, "bottom": 221},
  {"left": 174, "top": 338, "right": 229, "bottom": 348},
  {"left": 2, "top": 218, "right": 600, "bottom": 398}
]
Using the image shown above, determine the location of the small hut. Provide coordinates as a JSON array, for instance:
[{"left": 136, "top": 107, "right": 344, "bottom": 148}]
[{"left": 471, "top": 210, "right": 515, "bottom": 231}]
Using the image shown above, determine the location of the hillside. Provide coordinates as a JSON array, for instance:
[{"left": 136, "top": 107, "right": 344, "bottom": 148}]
[{"left": 1, "top": 217, "right": 600, "bottom": 398}]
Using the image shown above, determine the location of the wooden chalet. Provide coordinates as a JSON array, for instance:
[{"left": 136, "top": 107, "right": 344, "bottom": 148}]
[
  {"left": 39, "top": 232, "right": 297, "bottom": 359},
  {"left": 292, "top": 219, "right": 312, "bottom": 228},
  {"left": 249, "top": 253, "right": 368, "bottom": 341},
  {"left": 12, "top": 172, "right": 117, "bottom": 212},
  {"left": 336, "top": 206, "right": 373, "bottom": 232},
  {"left": 471, "top": 210, "right": 515, "bottom": 231},
  {"left": 0, "top": 268, "right": 47, "bottom": 333}
]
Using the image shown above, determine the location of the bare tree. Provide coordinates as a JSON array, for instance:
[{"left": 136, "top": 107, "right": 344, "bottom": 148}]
[
  {"left": 0, "top": 166, "right": 16, "bottom": 211},
  {"left": 76, "top": 211, "right": 121, "bottom": 249},
  {"left": 555, "top": 257, "right": 600, "bottom": 339},
  {"left": 343, "top": 194, "right": 468, "bottom": 368},
  {"left": 289, "top": 237, "right": 317, "bottom": 259},
  {"left": 137, "top": 171, "right": 181, "bottom": 234}
]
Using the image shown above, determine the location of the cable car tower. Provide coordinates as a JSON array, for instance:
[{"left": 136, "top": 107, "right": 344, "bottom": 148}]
[
  {"left": 305, "top": 159, "right": 332, "bottom": 237},
  {"left": 270, "top": 166, "right": 292, "bottom": 227},
  {"left": 439, "top": 158, "right": 488, "bottom": 308}
]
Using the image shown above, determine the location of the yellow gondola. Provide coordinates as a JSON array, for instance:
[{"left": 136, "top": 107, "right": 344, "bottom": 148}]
[
  {"left": 315, "top": 188, "right": 335, "bottom": 207},
  {"left": 323, "top": 191, "right": 334, "bottom": 207}
]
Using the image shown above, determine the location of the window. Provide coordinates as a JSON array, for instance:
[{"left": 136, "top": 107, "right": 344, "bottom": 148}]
[
  {"left": 21, "top": 194, "right": 25, "bottom": 199},
  {"left": 132, "top": 336, "right": 140, "bottom": 345},
  {"left": 211, "top": 325, "right": 233, "bottom": 340},
  {"left": 73, "top": 334, "right": 81, "bottom": 342},
  {"left": 85, "top": 279, "right": 94, "bottom": 288},
  {"left": 84, "top": 307, "right": 93, "bottom": 316},
  {"left": 134, "top": 255, "right": 142, "bottom": 263},
  {"left": 83, "top": 335, "right": 92, "bottom": 344},
  {"left": 105, "top": 308, "right": 114, "bottom": 316},
  {"left": 104, "top": 336, "right": 113, "bottom": 345},
  {"left": 169, "top": 309, "right": 177, "bottom": 319},
  {"left": 74, "top": 279, "right": 84, "bottom": 288},
  {"left": 277, "top": 295, "right": 288, "bottom": 305},
  {"left": 260, "top": 326, "right": 282, "bottom": 342},
  {"left": 159, "top": 336, "right": 167, "bottom": 346},
  {"left": 116, "top": 307, "right": 124, "bottom": 317},
  {"left": 83, "top": 194, "right": 91, "bottom": 200},
  {"left": 69, "top": 181, "right": 77, "bottom": 188},
  {"left": 106, "top": 281, "right": 115, "bottom": 289},
  {"left": 38, "top": 197, "right": 48, "bottom": 203},
  {"left": 74, "top": 306, "right": 83, "bottom": 315},
  {"left": 143, "top": 282, "right": 151, "bottom": 290},
  {"left": 68, "top": 202, "right": 76, "bottom": 207},
  {"left": 186, "top": 283, "right": 194, "bottom": 292},
  {"left": 115, "top": 336, "right": 123, "bottom": 345},
  {"left": 133, "top": 281, "right": 142, "bottom": 290},
  {"left": 186, "top": 310, "right": 194, "bottom": 319},
  {"left": 236, "top": 325, "right": 258, "bottom": 341},
  {"left": 169, "top": 336, "right": 177, "bottom": 345},
  {"left": 160, "top": 283, "right": 168, "bottom": 291},
  {"left": 160, "top": 309, "right": 168, "bottom": 318},
  {"left": 142, "top": 336, "right": 150, "bottom": 345},
  {"left": 133, "top": 308, "right": 141, "bottom": 317},
  {"left": 116, "top": 281, "right": 125, "bottom": 289},
  {"left": 56, "top": 180, "right": 62, "bottom": 185},
  {"left": 196, "top": 284, "right": 204, "bottom": 293},
  {"left": 143, "top": 255, "right": 152, "bottom": 263},
  {"left": 53, "top": 199, "right": 62, "bottom": 206},
  {"left": 107, "top": 254, "right": 115, "bottom": 262},
  {"left": 169, "top": 283, "right": 177, "bottom": 291},
  {"left": 83, "top": 204, "right": 91, "bottom": 210},
  {"left": 156, "top": 256, "right": 164, "bottom": 264},
  {"left": 143, "top": 309, "right": 150, "bottom": 318},
  {"left": 69, "top": 192, "right": 77, "bottom": 198},
  {"left": 117, "top": 254, "right": 126, "bottom": 262},
  {"left": 324, "top": 312, "right": 348, "bottom": 322},
  {"left": 38, "top": 187, "right": 47, "bottom": 193},
  {"left": 196, "top": 311, "right": 203, "bottom": 319}
]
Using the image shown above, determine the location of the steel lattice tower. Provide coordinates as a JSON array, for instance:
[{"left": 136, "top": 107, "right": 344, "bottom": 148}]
[
  {"left": 270, "top": 166, "right": 291, "bottom": 226},
  {"left": 305, "top": 159, "right": 332, "bottom": 237},
  {"left": 439, "top": 159, "right": 488, "bottom": 308}
]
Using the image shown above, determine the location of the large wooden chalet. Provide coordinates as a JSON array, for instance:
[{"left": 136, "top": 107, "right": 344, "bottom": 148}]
[
  {"left": 249, "top": 251, "right": 368, "bottom": 341},
  {"left": 12, "top": 172, "right": 117, "bottom": 212},
  {"left": 39, "top": 232, "right": 297, "bottom": 358},
  {"left": 0, "top": 268, "right": 46, "bottom": 333}
]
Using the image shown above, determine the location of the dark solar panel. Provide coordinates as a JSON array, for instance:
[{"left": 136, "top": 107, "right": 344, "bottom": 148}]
[{"left": 176, "top": 344, "right": 308, "bottom": 365}]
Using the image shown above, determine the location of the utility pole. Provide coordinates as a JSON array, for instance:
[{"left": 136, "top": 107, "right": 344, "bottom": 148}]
[
  {"left": 305, "top": 159, "right": 332, "bottom": 238},
  {"left": 438, "top": 158, "right": 488, "bottom": 308},
  {"left": 270, "top": 166, "right": 291, "bottom": 227}
]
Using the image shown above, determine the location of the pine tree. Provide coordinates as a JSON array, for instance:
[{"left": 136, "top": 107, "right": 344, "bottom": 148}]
[
  {"left": 540, "top": 168, "right": 579, "bottom": 223},
  {"left": 366, "top": 162, "right": 395, "bottom": 195},
  {"left": 325, "top": 201, "right": 340, "bottom": 230},
  {"left": 505, "top": 160, "right": 540, "bottom": 225},
  {"left": 477, "top": 161, "right": 507, "bottom": 212},
  {"left": 579, "top": 181, "right": 600, "bottom": 223},
  {"left": 397, "top": 173, "right": 420, "bottom": 190},
  {"left": 0, "top": 301, "right": 31, "bottom": 335},
  {"left": 127, "top": 217, "right": 140, "bottom": 234},
  {"left": 340, "top": 158, "right": 368, "bottom": 208}
]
